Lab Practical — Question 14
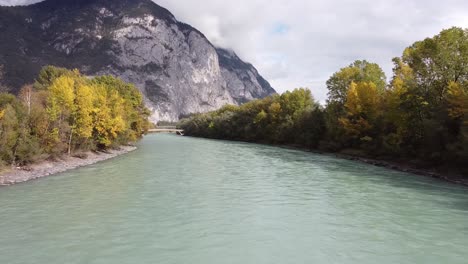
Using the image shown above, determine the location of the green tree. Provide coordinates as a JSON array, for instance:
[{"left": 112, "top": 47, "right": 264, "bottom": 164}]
[
  {"left": 391, "top": 27, "right": 468, "bottom": 161},
  {"left": 0, "top": 103, "right": 19, "bottom": 164},
  {"left": 401, "top": 27, "right": 468, "bottom": 104},
  {"left": 0, "top": 94, "right": 40, "bottom": 165},
  {"left": 34, "top": 66, "right": 78, "bottom": 91}
]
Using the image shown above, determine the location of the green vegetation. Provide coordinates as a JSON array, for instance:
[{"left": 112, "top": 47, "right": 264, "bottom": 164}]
[
  {"left": 180, "top": 27, "right": 468, "bottom": 173},
  {"left": 0, "top": 66, "right": 150, "bottom": 167}
]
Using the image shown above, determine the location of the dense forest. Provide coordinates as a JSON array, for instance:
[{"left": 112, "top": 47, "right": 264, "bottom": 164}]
[
  {"left": 180, "top": 27, "right": 468, "bottom": 173},
  {"left": 0, "top": 66, "right": 150, "bottom": 167}
]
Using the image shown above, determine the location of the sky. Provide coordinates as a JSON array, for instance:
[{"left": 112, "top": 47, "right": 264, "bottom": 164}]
[{"left": 1, "top": 0, "right": 468, "bottom": 101}]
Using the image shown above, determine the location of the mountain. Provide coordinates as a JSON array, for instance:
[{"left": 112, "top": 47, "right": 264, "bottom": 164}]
[{"left": 0, "top": 0, "right": 276, "bottom": 122}]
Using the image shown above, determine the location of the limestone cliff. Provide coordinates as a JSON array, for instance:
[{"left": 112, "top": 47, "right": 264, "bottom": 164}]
[{"left": 0, "top": 0, "right": 276, "bottom": 121}]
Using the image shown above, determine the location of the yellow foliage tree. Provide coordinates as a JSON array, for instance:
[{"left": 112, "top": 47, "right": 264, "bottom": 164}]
[
  {"left": 91, "top": 85, "right": 126, "bottom": 147},
  {"left": 68, "top": 83, "right": 95, "bottom": 153},
  {"left": 339, "top": 81, "right": 381, "bottom": 144},
  {"left": 46, "top": 76, "right": 76, "bottom": 154},
  {"left": 47, "top": 76, "right": 75, "bottom": 120}
]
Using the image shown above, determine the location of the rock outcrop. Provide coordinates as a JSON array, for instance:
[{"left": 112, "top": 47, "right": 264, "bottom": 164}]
[{"left": 0, "top": 0, "right": 275, "bottom": 121}]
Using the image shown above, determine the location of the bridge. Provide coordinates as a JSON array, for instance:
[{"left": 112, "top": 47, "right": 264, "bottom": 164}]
[{"left": 148, "top": 126, "right": 184, "bottom": 135}]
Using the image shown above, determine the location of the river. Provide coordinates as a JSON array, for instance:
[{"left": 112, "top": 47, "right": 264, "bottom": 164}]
[{"left": 0, "top": 134, "right": 467, "bottom": 264}]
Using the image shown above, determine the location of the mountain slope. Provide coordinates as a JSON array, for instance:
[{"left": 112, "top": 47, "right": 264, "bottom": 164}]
[{"left": 0, "top": 0, "right": 275, "bottom": 121}]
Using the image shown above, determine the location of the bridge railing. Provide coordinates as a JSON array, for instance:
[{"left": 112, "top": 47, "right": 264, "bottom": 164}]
[{"left": 148, "top": 128, "right": 184, "bottom": 134}]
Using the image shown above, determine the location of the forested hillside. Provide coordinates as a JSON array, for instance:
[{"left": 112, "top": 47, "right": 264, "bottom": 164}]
[
  {"left": 0, "top": 66, "right": 150, "bottom": 167},
  {"left": 180, "top": 27, "right": 468, "bottom": 173}
]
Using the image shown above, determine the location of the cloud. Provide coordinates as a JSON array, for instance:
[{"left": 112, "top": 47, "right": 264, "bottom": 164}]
[
  {"left": 1, "top": 0, "right": 468, "bottom": 102},
  {"left": 155, "top": 0, "right": 468, "bottom": 102}
]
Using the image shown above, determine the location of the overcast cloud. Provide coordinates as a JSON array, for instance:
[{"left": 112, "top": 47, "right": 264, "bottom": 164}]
[{"left": 1, "top": 0, "right": 467, "bottom": 101}]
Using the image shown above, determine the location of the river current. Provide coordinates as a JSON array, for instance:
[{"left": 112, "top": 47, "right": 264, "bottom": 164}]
[{"left": 1, "top": 134, "right": 467, "bottom": 264}]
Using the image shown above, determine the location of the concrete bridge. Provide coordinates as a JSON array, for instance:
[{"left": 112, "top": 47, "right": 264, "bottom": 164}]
[{"left": 148, "top": 126, "right": 184, "bottom": 135}]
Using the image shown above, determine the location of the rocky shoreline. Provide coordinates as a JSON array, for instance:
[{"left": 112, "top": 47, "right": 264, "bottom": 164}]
[{"left": 0, "top": 146, "right": 137, "bottom": 187}]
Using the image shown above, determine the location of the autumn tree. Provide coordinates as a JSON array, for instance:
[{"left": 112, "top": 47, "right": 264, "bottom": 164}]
[
  {"left": 0, "top": 66, "right": 149, "bottom": 166},
  {"left": 46, "top": 75, "right": 76, "bottom": 154},
  {"left": 326, "top": 60, "right": 386, "bottom": 105},
  {"left": 324, "top": 60, "right": 387, "bottom": 149},
  {"left": 70, "top": 83, "right": 95, "bottom": 152},
  {"left": 338, "top": 82, "right": 382, "bottom": 149},
  {"left": 180, "top": 28, "right": 468, "bottom": 172},
  {"left": 92, "top": 76, "right": 150, "bottom": 142}
]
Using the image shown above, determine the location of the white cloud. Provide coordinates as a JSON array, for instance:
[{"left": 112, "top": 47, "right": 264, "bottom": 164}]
[{"left": 1, "top": 0, "right": 468, "bottom": 101}]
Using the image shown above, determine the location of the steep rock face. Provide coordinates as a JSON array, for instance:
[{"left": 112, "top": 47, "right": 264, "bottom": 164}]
[
  {"left": 217, "top": 48, "right": 276, "bottom": 104},
  {"left": 0, "top": 0, "right": 275, "bottom": 121}
]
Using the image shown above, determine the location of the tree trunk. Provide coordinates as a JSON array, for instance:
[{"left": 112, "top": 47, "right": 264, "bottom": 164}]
[{"left": 68, "top": 127, "right": 73, "bottom": 156}]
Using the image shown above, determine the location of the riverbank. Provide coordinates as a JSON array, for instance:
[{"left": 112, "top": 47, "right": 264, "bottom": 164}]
[
  {"left": 276, "top": 144, "right": 468, "bottom": 187},
  {"left": 335, "top": 153, "right": 468, "bottom": 187},
  {"left": 187, "top": 135, "right": 468, "bottom": 187},
  {"left": 0, "top": 146, "right": 137, "bottom": 186}
]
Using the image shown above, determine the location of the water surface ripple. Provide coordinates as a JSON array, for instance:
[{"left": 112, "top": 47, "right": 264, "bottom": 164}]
[{"left": 1, "top": 134, "right": 467, "bottom": 264}]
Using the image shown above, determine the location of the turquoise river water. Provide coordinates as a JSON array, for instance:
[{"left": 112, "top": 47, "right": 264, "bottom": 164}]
[{"left": 0, "top": 134, "right": 467, "bottom": 264}]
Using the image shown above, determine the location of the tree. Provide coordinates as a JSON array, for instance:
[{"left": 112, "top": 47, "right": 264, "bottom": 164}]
[
  {"left": 91, "top": 85, "right": 121, "bottom": 148},
  {"left": 70, "top": 83, "right": 94, "bottom": 153},
  {"left": 390, "top": 27, "right": 468, "bottom": 160},
  {"left": 324, "top": 60, "right": 387, "bottom": 147},
  {"left": 445, "top": 81, "right": 468, "bottom": 164},
  {"left": 401, "top": 27, "right": 468, "bottom": 105},
  {"left": 0, "top": 66, "right": 149, "bottom": 166},
  {"left": 338, "top": 81, "right": 382, "bottom": 148},
  {"left": 34, "top": 66, "right": 79, "bottom": 91},
  {"left": 92, "top": 75, "right": 150, "bottom": 142},
  {"left": 46, "top": 75, "right": 76, "bottom": 154},
  {"left": 380, "top": 58, "right": 416, "bottom": 154},
  {"left": 19, "top": 84, "right": 33, "bottom": 115},
  {"left": 279, "top": 88, "right": 314, "bottom": 119},
  {"left": 326, "top": 60, "right": 387, "bottom": 105},
  {"left": 0, "top": 95, "right": 40, "bottom": 165},
  {"left": 0, "top": 104, "right": 19, "bottom": 164},
  {"left": 294, "top": 107, "right": 326, "bottom": 149}
]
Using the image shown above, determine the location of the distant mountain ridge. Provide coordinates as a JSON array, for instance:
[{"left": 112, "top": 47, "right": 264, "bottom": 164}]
[{"left": 0, "top": 0, "right": 276, "bottom": 121}]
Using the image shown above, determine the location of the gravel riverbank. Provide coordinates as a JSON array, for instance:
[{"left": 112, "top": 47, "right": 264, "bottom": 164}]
[{"left": 0, "top": 146, "right": 137, "bottom": 186}]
